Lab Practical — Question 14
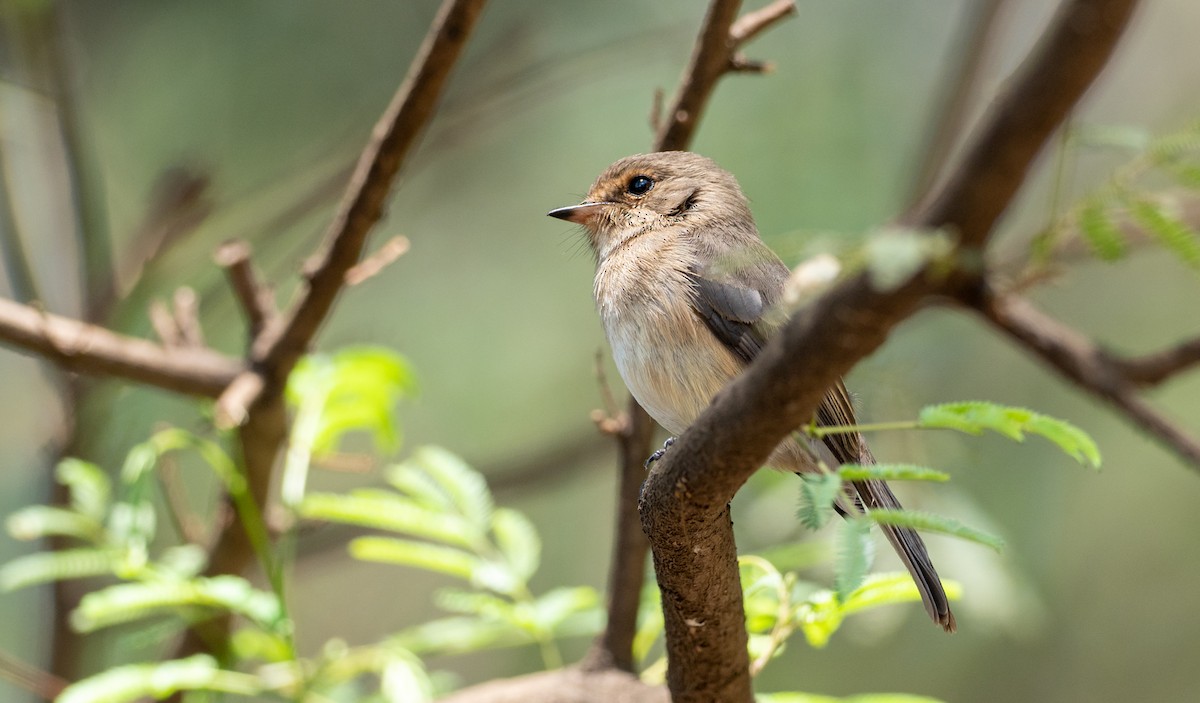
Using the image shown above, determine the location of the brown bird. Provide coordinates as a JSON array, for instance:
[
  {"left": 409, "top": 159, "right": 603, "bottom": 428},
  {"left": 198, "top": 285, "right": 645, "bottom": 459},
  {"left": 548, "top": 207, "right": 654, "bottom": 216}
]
[{"left": 549, "top": 151, "right": 955, "bottom": 632}]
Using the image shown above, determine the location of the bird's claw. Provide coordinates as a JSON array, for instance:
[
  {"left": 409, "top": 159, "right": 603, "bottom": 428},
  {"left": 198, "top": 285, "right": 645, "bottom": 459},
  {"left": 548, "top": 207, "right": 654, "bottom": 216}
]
[{"left": 644, "top": 436, "right": 677, "bottom": 470}]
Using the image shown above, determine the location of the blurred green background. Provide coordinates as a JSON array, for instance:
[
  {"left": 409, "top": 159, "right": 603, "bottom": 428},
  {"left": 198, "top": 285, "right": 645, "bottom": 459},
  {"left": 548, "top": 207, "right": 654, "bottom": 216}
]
[{"left": 2, "top": 1, "right": 1199, "bottom": 701}]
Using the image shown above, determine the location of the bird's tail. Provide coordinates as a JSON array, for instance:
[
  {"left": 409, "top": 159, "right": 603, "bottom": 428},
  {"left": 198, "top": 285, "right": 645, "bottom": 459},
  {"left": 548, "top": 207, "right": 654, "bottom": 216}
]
[{"left": 845, "top": 478, "right": 956, "bottom": 633}]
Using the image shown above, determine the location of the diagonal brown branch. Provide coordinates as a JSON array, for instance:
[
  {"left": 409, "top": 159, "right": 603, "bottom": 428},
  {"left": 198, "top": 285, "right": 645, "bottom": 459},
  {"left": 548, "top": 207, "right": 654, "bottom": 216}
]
[
  {"left": 174, "top": 0, "right": 491, "bottom": 666},
  {"left": 640, "top": 1, "right": 1140, "bottom": 701},
  {"left": 971, "top": 289, "right": 1200, "bottom": 469},
  {"left": 251, "top": 0, "right": 489, "bottom": 374}
]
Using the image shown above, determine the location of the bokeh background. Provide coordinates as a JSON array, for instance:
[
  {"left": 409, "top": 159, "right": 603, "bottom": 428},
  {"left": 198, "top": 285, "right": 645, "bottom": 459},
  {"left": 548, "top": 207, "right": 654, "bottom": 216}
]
[{"left": 2, "top": 1, "right": 1199, "bottom": 701}]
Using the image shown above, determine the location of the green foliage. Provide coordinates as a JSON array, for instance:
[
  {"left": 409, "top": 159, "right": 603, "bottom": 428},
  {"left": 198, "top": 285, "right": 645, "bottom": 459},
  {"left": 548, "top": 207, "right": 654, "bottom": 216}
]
[
  {"left": 796, "top": 472, "right": 841, "bottom": 529},
  {"left": 834, "top": 519, "right": 873, "bottom": 599},
  {"left": 55, "top": 655, "right": 262, "bottom": 703},
  {"left": 305, "top": 445, "right": 601, "bottom": 669},
  {"left": 71, "top": 575, "right": 286, "bottom": 634},
  {"left": 1039, "top": 120, "right": 1200, "bottom": 271},
  {"left": 918, "top": 401, "right": 1102, "bottom": 467},
  {"left": 865, "top": 510, "right": 1004, "bottom": 551}
]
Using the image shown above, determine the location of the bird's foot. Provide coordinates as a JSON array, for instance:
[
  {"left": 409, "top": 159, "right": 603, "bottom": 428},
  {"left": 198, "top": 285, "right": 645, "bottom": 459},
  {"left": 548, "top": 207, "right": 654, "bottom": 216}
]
[{"left": 644, "top": 436, "right": 677, "bottom": 470}]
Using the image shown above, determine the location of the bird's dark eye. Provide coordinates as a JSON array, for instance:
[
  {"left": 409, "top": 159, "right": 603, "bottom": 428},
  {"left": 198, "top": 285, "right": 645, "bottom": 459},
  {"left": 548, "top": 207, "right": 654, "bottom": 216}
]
[{"left": 626, "top": 175, "right": 654, "bottom": 196}]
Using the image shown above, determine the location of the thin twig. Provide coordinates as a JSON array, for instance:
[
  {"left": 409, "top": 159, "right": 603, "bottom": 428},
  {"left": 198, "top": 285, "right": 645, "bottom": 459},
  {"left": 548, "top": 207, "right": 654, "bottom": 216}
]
[
  {"left": 251, "top": 0, "right": 490, "bottom": 373},
  {"left": 908, "top": 0, "right": 1005, "bottom": 201},
  {"left": 729, "top": 0, "right": 796, "bottom": 44},
  {"left": 344, "top": 235, "right": 411, "bottom": 286},
  {"left": 214, "top": 240, "right": 275, "bottom": 339},
  {"left": 1113, "top": 335, "right": 1200, "bottom": 386},
  {"left": 172, "top": 287, "right": 204, "bottom": 347},
  {"left": 971, "top": 289, "right": 1200, "bottom": 469}
]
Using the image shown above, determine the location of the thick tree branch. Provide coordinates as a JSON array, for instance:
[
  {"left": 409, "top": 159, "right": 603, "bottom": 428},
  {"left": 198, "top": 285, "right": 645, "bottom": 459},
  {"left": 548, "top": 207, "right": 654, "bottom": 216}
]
[
  {"left": 971, "top": 289, "right": 1200, "bottom": 469},
  {"left": 641, "top": 1, "right": 1139, "bottom": 701},
  {"left": 0, "top": 297, "right": 241, "bottom": 397},
  {"left": 903, "top": 0, "right": 1140, "bottom": 248}
]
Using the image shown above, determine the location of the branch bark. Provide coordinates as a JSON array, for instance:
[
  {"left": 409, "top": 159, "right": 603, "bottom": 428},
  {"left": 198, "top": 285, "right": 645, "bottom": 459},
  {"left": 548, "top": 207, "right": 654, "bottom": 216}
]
[
  {"left": 0, "top": 297, "right": 241, "bottom": 397},
  {"left": 640, "top": 1, "right": 1139, "bottom": 700},
  {"left": 970, "top": 289, "right": 1200, "bottom": 469}
]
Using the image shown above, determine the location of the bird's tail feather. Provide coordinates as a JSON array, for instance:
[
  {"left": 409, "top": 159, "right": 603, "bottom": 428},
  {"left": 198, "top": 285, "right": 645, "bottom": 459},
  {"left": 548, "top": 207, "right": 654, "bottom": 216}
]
[{"left": 847, "top": 478, "right": 956, "bottom": 633}]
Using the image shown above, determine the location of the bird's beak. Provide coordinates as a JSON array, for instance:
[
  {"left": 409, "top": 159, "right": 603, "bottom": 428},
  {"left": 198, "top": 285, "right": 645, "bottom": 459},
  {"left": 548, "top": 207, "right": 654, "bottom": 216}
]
[{"left": 547, "top": 201, "right": 610, "bottom": 226}]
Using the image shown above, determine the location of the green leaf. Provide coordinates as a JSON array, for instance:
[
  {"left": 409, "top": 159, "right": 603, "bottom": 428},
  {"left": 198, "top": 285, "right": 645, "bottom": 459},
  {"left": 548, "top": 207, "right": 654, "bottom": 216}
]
[
  {"left": 299, "top": 491, "right": 479, "bottom": 549},
  {"left": 71, "top": 575, "right": 285, "bottom": 633},
  {"left": 349, "top": 536, "right": 484, "bottom": 584},
  {"left": 57, "top": 458, "right": 111, "bottom": 522},
  {"left": 491, "top": 507, "right": 541, "bottom": 583},
  {"left": 865, "top": 509, "right": 1004, "bottom": 551},
  {"left": 834, "top": 519, "right": 872, "bottom": 600},
  {"left": 288, "top": 346, "right": 416, "bottom": 457},
  {"left": 1078, "top": 202, "right": 1127, "bottom": 261},
  {"left": 391, "top": 615, "right": 531, "bottom": 656},
  {"left": 0, "top": 548, "right": 114, "bottom": 591},
  {"left": 1024, "top": 413, "right": 1103, "bottom": 467},
  {"left": 1128, "top": 198, "right": 1200, "bottom": 269},
  {"left": 529, "top": 586, "right": 601, "bottom": 632},
  {"left": 1164, "top": 162, "right": 1200, "bottom": 189},
  {"left": 840, "top": 572, "right": 963, "bottom": 617},
  {"left": 918, "top": 401, "right": 1101, "bottom": 468},
  {"left": 56, "top": 655, "right": 261, "bottom": 703},
  {"left": 379, "top": 648, "right": 434, "bottom": 703},
  {"left": 836, "top": 464, "right": 950, "bottom": 483},
  {"left": 796, "top": 473, "right": 842, "bottom": 530},
  {"left": 406, "top": 447, "right": 494, "bottom": 529},
  {"left": 6, "top": 505, "right": 105, "bottom": 543}
]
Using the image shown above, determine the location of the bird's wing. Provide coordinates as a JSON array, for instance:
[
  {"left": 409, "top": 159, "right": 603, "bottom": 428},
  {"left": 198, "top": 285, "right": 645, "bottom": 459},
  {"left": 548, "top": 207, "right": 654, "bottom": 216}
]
[
  {"left": 688, "top": 242, "right": 955, "bottom": 631},
  {"left": 687, "top": 239, "right": 788, "bottom": 366}
]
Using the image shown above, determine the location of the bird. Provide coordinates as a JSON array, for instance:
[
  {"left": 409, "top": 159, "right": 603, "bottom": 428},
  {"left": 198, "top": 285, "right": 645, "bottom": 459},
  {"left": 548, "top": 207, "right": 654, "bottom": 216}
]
[{"left": 548, "top": 151, "right": 955, "bottom": 632}]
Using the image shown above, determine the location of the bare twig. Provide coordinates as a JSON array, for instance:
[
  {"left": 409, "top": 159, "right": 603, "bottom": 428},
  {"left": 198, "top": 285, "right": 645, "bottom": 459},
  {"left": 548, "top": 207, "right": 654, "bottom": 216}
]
[
  {"left": 908, "top": 0, "right": 1006, "bottom": 201},
  {"left": 653, "top": 0, "right": 744, "bottom": 151},
  {"left": 1113, "top": 335, "right": 1200, "bottom": 386},
  {"left": 172, "top": 287, "right": 204, "bottom": 347},
  {"left": 148, "top": 300, "right": 182, "bottom": 348},
  {"left": 214, "top": 240, "right": 276, "bottom": 339},
  {"left": 0, "top": 297, "right": 241, "bottom": 397},
  {"left": 345, "top": 235, "right": 411, "bottom": 286},
  {"left": 971, "top": 289, "right": 1200, "bottom": 468},
  {"left": 729, "top": 0, "right": 796, "bottom": 45},
  {"left": 0, "top": 650, "right": 68, "bottom": 701},
  {"left": 640, "top": 1, "right": 1140, "bottom": 700}
]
